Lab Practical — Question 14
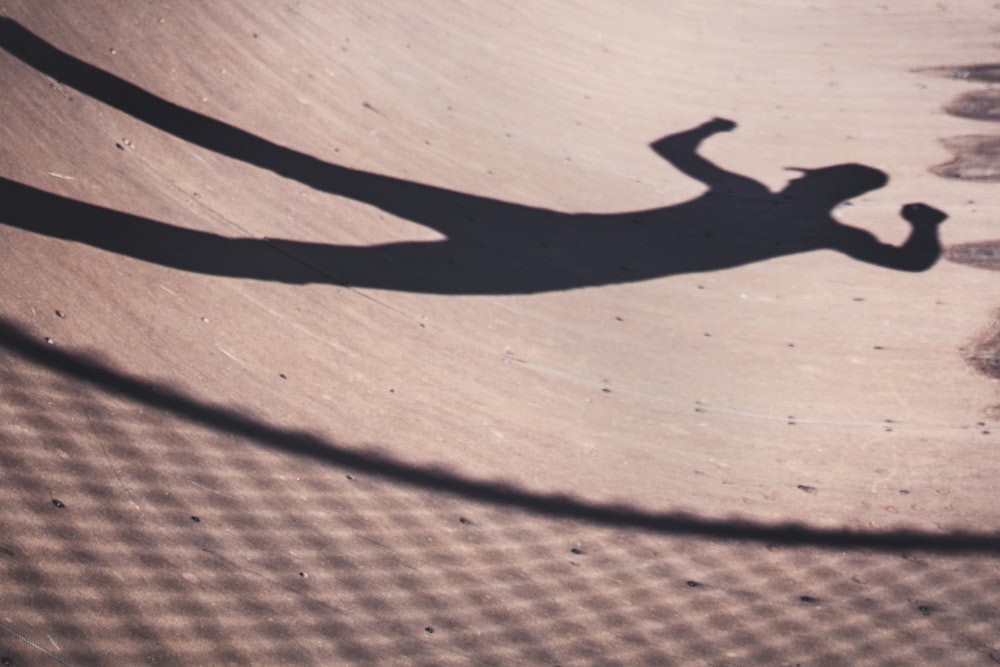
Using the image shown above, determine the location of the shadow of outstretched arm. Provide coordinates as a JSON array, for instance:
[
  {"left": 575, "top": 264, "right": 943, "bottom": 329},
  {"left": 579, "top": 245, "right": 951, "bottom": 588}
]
[{"left": 833, "top": 203, "right": 946, "bottom": 272}]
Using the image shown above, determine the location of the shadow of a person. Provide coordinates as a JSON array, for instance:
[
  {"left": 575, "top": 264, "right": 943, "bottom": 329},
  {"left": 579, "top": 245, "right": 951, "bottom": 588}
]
[
  {"left": 268, "top": 117, "right": 945, "bottom": 293},
  {"left": 0, "top": 18, "right": 946, "bottom": 294}
]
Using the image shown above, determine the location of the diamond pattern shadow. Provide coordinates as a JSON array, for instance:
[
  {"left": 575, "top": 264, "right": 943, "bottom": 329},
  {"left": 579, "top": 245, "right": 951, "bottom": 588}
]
[{"left": 1, "top": 317, "right": 999, "bottom": 666}]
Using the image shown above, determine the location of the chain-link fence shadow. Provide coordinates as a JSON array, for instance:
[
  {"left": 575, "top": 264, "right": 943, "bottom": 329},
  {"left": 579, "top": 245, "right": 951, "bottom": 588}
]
[{"left": 1, "top": 317, "right": 999, "bottom": 666}]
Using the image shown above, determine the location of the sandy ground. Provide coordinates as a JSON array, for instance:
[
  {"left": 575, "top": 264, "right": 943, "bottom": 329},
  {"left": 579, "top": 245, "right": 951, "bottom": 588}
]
[{"left": 1, "top": 1, "right": 1000, "bottom": 664}]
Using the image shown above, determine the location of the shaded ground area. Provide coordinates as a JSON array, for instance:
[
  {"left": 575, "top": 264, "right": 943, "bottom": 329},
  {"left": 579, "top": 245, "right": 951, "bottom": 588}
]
[
  {"left": 2, "top": 317, "right": 998, "bottom": 665},
  {"left": 2, "top": 1, "right": 1000, "bottom": 665}
]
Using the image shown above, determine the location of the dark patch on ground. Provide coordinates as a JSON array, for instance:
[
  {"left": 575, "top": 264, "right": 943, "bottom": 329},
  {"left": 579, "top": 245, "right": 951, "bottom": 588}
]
[
  {"left": 945, "top": 241, "right": 1000, "bottom": 271},
  {"left": 931, "top": 136, "right": 1000, "bottom": 182},
  {"left": 917, "top": 63, "right": 1000, "bottom": 83},
  {"left": 930, "top": 67, "right": 1000, "bottom": 415},
  {"left": 962, "top": 309, "right": 1000, "bottom": 381},
  {"left": 944, "top": 90, "right": 1000, "bottom": 122},
  {"left": 956, "top": 305, "right": 1000, "bottom": 417}
]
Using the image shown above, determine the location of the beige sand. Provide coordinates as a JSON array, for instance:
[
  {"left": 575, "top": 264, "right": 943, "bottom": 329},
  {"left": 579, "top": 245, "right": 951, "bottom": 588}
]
[{"left": 1, "top": 2, "right": 999, "bottom": 664}]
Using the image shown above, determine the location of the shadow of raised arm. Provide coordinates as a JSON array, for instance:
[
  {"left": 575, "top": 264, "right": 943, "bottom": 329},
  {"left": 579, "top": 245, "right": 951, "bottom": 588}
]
[{"left": 649, "top": 118, "right": 769, "bottom": 200}]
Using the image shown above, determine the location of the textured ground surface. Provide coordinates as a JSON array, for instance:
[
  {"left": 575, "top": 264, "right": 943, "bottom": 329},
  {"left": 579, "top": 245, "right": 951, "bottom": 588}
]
[{"left": 2, "top": 2, "right": 1000, "bottom": 665}]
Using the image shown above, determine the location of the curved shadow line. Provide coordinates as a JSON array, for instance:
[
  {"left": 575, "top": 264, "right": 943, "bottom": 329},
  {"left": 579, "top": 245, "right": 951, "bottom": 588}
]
[{"left": 2, "top": 316, "right": 996, "bottom": 554}]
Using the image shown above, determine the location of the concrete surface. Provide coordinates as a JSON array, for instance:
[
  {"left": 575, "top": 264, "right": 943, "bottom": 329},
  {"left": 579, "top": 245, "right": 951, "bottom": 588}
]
[{"left": 1, "top": 1, "right": 1000, "bottom": 664}]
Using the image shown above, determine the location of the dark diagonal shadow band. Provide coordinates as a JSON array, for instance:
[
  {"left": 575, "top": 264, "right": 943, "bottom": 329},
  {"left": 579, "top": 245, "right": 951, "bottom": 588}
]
[{"left": 1, "top": 316, "right": 996, "bottom": 554}]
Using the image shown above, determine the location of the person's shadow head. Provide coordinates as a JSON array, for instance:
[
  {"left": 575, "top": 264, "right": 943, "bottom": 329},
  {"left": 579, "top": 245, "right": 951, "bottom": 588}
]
[{"left": 780, "top": 163, "right": 889, "bottom": 208}]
